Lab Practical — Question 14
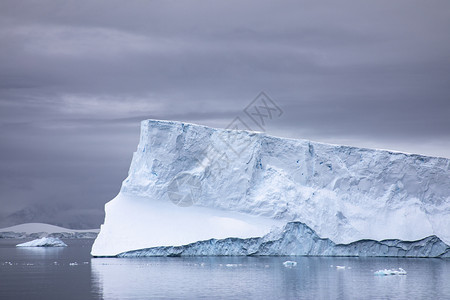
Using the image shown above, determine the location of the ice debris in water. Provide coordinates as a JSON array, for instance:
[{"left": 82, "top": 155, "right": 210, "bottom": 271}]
[
  {"left": 225, "top": 264, "right": 242, "bottom": 267},
  {"left": 69, "top": 262, "right": 79, "bottom": 266},
  {"left": 283, "top": 261, "right": 297, "bottom": 268},
  {"left": 374, "top": 268, "right": 407, "bottom": 276},
  {"left": 336, "top": 266, "right": 346, "bottom": 270}
]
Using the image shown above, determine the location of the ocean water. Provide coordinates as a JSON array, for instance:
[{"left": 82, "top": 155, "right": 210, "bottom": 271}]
[{"left": 0, "top": 239, "right": 449, "bottom": 299}]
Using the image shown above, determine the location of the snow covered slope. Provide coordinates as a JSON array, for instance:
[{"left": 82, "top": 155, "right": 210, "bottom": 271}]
[{"left": 91, "top": 119, "right": 450, "bottom": 256}]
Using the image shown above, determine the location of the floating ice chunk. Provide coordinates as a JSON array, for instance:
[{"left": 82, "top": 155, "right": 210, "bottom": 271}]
[
  {"left": 374, "top": 268, "right": 407, "bottom": 276},
  {"left": 374, "top": 269, "right": 389, "bottom": 276},
  {"left": 396, "top": 268, "right": 407, "bottom": 275},
  {"left": 283, "top": 261, "right": 297, "bottom": 268},
  {"left": 69, "top": 262, "right": 78, "bottom": 266},
  {"left": 16, "top": 237, "right": 67, "bottom": 247},
  {"left": 336, "top": 265, "right": 346, "bottom": 270}
]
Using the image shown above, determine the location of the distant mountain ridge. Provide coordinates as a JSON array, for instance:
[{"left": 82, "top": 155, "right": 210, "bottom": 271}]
[
  {"left": 0, "top": 206, "right": 103, "bottom": 230},
  {"left": 0, "top": 223, "right": 99, "bottom": 239}
]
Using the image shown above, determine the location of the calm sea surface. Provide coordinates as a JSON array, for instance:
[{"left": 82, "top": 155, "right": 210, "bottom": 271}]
[{"left": 0, "top": 239, "right": 449, "bottom": 299}]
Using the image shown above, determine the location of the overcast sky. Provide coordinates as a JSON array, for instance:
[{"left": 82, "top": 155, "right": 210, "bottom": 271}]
[{"left": 1, "top": 0, "right": 449, "bottom": 228}]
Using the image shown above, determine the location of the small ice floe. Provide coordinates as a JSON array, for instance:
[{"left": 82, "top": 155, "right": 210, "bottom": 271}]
[
  {"left": 225, "top": 264, "right": 238, "bottom": 268},
  {"left": 16, "top": 237, "right": 67, "bottom": 247},
  {"left": 69, "top": 262, "right": 78, "bottom": 266},
  {"left": 283, "top": 261, "right": 297, "bottom": 268},
  {"left": 374, "top": 268, "right": 407, "bottom": 276},
  {"left": 336, "top": 266, "right": 346, "bottom": 270},
  {"left": 83, "top": 262, "right": 89, "bottom": 265}
]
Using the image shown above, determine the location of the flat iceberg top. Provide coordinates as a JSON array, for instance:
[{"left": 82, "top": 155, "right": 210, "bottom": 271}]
[
  {"left": 91, "top": 119, "right": 450, "bottom": 256},
  {"left": 16, "top": 237, "right": 68, "bottom": 247}
]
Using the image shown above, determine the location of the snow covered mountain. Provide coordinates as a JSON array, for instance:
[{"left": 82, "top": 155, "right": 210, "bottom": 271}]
[
  {"left": 0, "top": 223, "right": 99, "bottom": 239},
  {"left": 91, "top": 119, "right": 450, "bottom": 257}
]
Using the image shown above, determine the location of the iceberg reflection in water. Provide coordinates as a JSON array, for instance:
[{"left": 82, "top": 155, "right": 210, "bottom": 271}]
[{"left": 91, "top": 256, "right": 450, "bottom": 299}]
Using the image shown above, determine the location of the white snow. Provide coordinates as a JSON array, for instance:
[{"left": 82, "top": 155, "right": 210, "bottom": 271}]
[
  {"left": 0, "top": 223, "right": 99, "bottom": 234},
  {"left": 16, "top": 237, "right": 67, "bottom": 247},
  {"left": 374, "top": 268, "right": 407, "bottom": 276},
  {"left": 91, "top": 119, "right": 450, "bottom": 256}
]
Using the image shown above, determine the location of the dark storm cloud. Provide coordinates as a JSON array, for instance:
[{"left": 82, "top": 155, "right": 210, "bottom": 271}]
[{"left": 0, "top": 0, "right": 449, "bottom": 228}]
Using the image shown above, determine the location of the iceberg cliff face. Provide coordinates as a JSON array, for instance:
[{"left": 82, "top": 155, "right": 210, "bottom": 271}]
[
  {"left": 91, "top": 119, "right": 450, "bottom": 257},
  {"left": 118, "top": 222, "right": 450, "bottom": 258}
]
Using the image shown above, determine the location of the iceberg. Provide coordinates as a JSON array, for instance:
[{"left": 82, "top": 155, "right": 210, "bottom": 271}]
[
  {"left": 116, "top": 222, "right": 450, "bottom": 257},
  {"left": 374, "top": 268, "right": 407, "bottom": 276},
  {"left": 91, "top": 119, "right": 450, "bottom": 257},
  {"left": 16, "top": 237, "right": 67, "bottom": 247},
  {"left": 283, "top": 261, "right": 297, "bottom": 268}
]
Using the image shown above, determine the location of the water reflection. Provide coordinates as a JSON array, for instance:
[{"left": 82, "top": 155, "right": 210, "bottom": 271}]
[
  {"left": 2, "top": 239, "right": 449, "bottom": 299},
  {"left": 15, "top": 246, "right": 65, "bottom": 258},
  {"left": 0, "top": 239, "right": 96, "bottom": 300},
  {"left": 91, "top": 256, "right": 450, "bottom": 299}
]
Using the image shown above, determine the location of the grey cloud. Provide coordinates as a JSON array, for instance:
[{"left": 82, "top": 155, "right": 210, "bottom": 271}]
[{"left": 0, "top": 0, "right": 449, "bottom": 228}]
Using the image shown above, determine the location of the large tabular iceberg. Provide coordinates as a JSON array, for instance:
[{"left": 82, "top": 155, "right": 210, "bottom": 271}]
[{"left": 91, "top": 119, "right": 450, "bottom": 257}]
